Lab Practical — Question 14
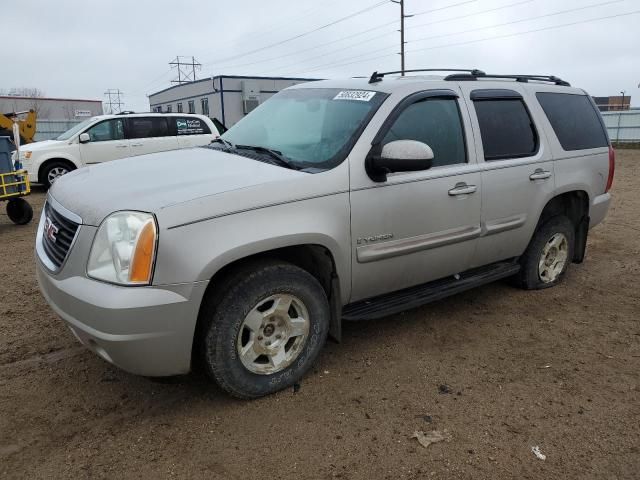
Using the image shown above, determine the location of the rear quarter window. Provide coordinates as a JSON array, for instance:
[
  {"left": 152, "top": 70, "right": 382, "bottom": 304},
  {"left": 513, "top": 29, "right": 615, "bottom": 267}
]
[{"left": 536, "top": 93, "right": 608, "bottom": 151}]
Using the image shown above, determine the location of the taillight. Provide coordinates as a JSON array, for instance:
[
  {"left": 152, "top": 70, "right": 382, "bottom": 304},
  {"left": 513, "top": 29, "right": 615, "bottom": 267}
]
[{"left": 606, "top": 145, "right": 615, "bottom": 193}]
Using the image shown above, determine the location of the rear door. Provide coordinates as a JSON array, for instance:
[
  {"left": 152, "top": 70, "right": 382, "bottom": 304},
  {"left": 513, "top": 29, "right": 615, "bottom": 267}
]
[
  {"left": 126, "top": 116, "right": 177, "bottom": 156},
  {"left": 459, "top": 85, "right": 555, "bottom": 268},
  {"left": 173, "top": 116, "right": 215, "bottom": 148},
  {"left": 79, "top": 118, "right": 129, "bottom": 164}
]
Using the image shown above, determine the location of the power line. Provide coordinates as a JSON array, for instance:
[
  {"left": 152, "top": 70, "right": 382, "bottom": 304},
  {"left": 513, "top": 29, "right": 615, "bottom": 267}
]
[
  {"left": 263, "top": 0, "right": 492, "bottom": 76},
  {"left": 406, "top": 0, "right": 534, "bottom": 30},
  {"left": 202, "top": 0, "right": 390, "bottom": 66},
  {"left": 292, "top": 9, "right": 640, "bottom": 75},
  {"left": 411, "top": 0, "right": 478, "bottom": 16},
  {"left": 407, "top": 8, "right": 640, "bottom": 55},
  {"left": 410, "top": 0, "right": 627, "bottom": 44}
]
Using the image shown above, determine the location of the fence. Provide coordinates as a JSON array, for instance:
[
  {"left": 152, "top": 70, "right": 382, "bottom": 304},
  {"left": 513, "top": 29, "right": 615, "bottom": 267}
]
[
  {"left": 34, "top": 120, "right": 82, "bottom": 142},
  {"left": 601, "top": 110, "right": 640, "bottom": 144}
]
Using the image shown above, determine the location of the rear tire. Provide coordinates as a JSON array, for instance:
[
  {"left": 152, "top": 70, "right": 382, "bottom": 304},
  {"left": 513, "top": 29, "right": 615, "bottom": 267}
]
[
  {"left": 41, "top": 161, "right": 74, "bottom": 189},
  {"left": 515, "top": 216, "right": 575, "bottom": 290},
  {"left": 6, "top": 198, "right": 33, "bottom": 225},
  {"left": 199, "top": 260, "right": 330, "bottom": 399}
]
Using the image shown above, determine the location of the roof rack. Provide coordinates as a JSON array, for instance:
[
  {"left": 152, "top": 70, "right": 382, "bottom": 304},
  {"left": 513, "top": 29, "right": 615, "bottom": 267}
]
[
  {"left": 368, "top": 69, "right": 571, "bottom": 87},
  {"left": 444, "top": 71, "right": 571, "bottom": 86},
  {"left": 369, "top": 69, "right": 485, "bottom": 84}
]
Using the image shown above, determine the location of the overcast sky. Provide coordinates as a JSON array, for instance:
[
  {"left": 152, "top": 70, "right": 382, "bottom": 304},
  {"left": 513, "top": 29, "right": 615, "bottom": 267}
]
[{"left": 4, "top": 0, "right": 639, "bottom": 111}]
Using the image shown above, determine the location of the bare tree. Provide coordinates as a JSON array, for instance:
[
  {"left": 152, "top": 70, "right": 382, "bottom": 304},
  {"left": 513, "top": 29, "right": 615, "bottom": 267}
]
[{"left": 1, "top": 87, "right": 50, "bottom": 117}]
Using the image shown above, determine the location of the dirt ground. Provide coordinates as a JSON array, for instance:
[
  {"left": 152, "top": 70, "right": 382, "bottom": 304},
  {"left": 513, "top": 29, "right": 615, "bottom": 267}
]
[{"left": 1, "top": 151, "right": 638, "bottom": 479}]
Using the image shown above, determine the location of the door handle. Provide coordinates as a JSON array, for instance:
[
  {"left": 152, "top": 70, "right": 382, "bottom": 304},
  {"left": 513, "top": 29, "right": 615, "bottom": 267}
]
[
  {"left": 131, "top": 143, "right": 143, "bottom": 147},
  {"left": 115, "top": 145, "right": 128, "bottom": 148},
  {"left": 529, "top": 169, "right": 551, "bottom": 181},
  {"left": 448, "top": 183, "right": 477, "bottom": 196}
]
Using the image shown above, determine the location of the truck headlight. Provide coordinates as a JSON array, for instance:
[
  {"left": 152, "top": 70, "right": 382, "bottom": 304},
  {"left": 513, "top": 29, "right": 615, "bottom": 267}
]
[{"left": 87, "top": 212, "right": 158, "bottom": 286}]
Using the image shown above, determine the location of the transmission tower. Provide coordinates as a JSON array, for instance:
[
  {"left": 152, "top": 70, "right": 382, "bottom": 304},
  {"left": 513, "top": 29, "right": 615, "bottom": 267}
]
[
  {"left": 104, "top": 89, "right": 124, "bottom": 114},
  {"left": 169, "top": 56, "right": 202, "bottom": 84}
]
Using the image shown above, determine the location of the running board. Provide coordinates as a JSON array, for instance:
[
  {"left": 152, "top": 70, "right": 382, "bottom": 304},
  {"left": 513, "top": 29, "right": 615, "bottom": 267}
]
[{"left": 342, "top": 262, "right": 520, "bottom": 321}]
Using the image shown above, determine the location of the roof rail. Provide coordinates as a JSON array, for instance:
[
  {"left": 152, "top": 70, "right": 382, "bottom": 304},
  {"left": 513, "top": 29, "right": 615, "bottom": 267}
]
[
  {"left": 115, "top": 110, "right": 136, "bottom": 115},
  {"left": 369, "top": 69, "right": 485, "bottom": 84},
  {"left": 444, "top": 71, "right": 571, "bottom": 86}
]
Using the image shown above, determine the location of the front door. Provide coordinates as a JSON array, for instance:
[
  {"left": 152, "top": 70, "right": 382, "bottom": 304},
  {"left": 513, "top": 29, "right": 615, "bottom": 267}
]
[
  {"left": 79, "top": 118, "right": 129, "bottom": 164},
  {"left": 349, "top": 90, "right": 482, "bottom": 302}
]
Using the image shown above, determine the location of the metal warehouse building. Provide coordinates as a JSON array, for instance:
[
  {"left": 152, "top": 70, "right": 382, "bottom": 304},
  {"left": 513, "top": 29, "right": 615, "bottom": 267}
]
[
  {"left": 148, "top": 75, "right": 319, "bottom": 128},
  {"left": 1, "top": 95, "right": 103, "bottom": 141}
]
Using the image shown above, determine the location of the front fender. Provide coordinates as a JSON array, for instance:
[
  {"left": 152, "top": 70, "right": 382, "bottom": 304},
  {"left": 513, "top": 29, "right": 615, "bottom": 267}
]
[{"left": 153, "top": 193, "right": 352, "bottom": 303}]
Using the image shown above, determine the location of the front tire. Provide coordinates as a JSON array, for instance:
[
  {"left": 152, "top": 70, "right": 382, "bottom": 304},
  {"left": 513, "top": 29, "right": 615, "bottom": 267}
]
[
  {"left": 516, "top": 216, "right": 575, "bottom": 290},
  {"left": 199, "top": 261, "right": 330, "bottom": 399}
]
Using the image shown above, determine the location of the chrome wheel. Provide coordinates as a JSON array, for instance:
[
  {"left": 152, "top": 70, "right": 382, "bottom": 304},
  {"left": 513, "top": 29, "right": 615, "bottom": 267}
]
[
  {"left": 236, "top": 294, "right": 310, "bottom": 375},
  {"left": 47, "top": 166, "right": 69, "bottom": 185},
  {"left": 538, "top": 232, "right": 569, "bottom": 283}
]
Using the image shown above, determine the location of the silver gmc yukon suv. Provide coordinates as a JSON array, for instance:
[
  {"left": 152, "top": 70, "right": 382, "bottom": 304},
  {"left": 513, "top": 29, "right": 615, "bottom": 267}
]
[{"left": 36, "top": 69, "right": 614, "bottom": 398}]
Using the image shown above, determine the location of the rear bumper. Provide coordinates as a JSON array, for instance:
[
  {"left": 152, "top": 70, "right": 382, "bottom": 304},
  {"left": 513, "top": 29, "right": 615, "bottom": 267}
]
[
  {"left": 589, "top": 193, "right": 611, "bottom": 228},
  {"left": 36, "top": 259, "right": 208, "bottom": 377}
]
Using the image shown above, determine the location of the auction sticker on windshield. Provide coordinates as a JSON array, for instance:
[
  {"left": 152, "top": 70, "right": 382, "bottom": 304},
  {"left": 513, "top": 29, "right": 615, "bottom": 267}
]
[{"left": 333, "top": 90, "right": 376, "bottom": 101}]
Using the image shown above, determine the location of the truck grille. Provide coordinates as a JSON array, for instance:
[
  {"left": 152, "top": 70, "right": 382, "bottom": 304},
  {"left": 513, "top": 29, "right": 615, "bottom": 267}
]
[{"left": 41, "top": 202, "right": 80, "bottom": 269}]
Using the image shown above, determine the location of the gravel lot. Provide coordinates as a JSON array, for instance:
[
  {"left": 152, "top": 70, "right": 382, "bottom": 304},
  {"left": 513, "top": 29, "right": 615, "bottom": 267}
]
[{"left": 1, "top": 151, "right": 638, "bottom": 479}]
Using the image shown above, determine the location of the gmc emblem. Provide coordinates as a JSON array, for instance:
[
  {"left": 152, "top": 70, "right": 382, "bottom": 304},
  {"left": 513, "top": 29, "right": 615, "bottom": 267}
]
[{"left": 44, "top": 216, "right": 59, "bottom": 243}]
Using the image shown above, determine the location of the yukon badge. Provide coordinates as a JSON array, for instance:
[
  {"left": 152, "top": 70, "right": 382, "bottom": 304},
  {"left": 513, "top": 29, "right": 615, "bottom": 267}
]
[{"left": 357, "top": 233, "right": 394, "bottom": 245}]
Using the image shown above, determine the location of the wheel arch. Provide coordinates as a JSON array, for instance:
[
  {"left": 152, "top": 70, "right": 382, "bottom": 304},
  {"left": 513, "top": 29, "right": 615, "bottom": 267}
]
[
  {"left": 535, "top": 190, "right": 590, "bottom": 263},
  {"left": 191, "top": 241, "right": 345, "bottom": 370},
  {"left": 37, "top": 157, "right": 78, "bottom": 184}
]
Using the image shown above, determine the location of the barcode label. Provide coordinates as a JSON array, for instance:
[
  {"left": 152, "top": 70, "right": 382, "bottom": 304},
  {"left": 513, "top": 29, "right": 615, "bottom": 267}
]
[{"left": 333, "top": 90, "right": 376, "bottom": 102}]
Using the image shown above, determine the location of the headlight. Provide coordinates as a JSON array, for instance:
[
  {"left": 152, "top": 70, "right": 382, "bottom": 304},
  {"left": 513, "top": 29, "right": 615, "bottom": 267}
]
[
  {"left": 19, "top": 150, "right": 32, "bottom": 160},
  {"left": 87, "top": 211, "right": 158, "bottom": 286}
]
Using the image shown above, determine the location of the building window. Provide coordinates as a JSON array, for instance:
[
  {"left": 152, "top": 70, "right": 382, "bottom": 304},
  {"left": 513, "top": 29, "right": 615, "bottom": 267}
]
[
  {"left": 177, "top": 102, "right": 183, "bottom": 113},
  {"left": 152, "top": 106, "right": 162, "bottom": 113},
  {"left": 166, "top": 104, "right": 172, "bottom": 113},
  {"left": 188, "top": 100, "right": 195, "bottom": 114},
  {"left": 201, "top": 97, "right": 209, "bottom": 116}
]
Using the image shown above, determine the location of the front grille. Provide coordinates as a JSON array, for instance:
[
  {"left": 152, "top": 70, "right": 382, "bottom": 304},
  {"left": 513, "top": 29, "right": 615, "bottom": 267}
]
[{"left": 41, "top": 202, "right": 80, "bottom": 269}]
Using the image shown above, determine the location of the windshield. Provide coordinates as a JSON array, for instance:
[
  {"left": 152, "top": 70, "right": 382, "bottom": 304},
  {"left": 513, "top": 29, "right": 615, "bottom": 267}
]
[
  {"left": 56, "top": 118, "right": 97, "bottom": 141},
  {"left": 221, "top": 88, "right": 387, "bottom": 169}
]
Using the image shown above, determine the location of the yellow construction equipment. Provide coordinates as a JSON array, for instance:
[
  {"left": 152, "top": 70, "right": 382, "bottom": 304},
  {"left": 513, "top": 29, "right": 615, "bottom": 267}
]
[{"left": 0, "top": 109, "right": 37, "bottom": 145}]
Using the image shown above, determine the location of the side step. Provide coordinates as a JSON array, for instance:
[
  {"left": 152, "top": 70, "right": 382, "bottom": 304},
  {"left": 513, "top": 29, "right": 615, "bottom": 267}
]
[{"left": 342, "top": 261, "right": 520, "bottom": 321}]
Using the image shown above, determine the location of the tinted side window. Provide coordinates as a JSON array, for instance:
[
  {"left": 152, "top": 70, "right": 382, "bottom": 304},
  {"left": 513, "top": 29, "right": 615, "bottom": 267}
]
[
  {"left": 128, "top": 117, "right": 169, "bottom": 139},
  {"left": 536, "top": 93, "right": 608, "bottom": 150},
  {"left": 382, "top": 98, "right": 466, "bottom": 167},
  {"left": 86, "top": 119, "right": 125, "bottom": 142},
  {"left": 175, "top": 117, "right": 212, "bottom": 135},
  {"left": 474, "top": 99, "right": 537, "bottom": 160}
]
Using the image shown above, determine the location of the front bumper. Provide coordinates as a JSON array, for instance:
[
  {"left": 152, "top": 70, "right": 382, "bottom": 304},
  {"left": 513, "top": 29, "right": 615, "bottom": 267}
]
[{"left": 36, "top": 258, "right": 208, "bottom": 377}]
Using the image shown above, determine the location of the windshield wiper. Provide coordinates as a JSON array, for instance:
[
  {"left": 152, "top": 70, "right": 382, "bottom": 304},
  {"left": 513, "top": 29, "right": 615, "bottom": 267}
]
[
  {"left": 210, "top": 137, "right": 236, "bottom": 150},
  {"left": 236, "top": 145, "right": 301, "bottom": 170}
]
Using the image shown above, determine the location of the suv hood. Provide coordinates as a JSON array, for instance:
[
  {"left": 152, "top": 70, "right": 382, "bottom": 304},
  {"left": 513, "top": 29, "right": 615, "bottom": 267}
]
[{"left": 49, "top": 147, "right": 306, "bottom": 226}]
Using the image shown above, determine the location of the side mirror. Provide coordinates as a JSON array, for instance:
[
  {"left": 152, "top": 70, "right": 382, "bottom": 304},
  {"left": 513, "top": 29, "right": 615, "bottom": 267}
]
[
  {"left": 79, "top": 133, "right": 91, "bottom": 144},
  {"left": 365, "top": 140, "right": 434, "bottom": 182}
]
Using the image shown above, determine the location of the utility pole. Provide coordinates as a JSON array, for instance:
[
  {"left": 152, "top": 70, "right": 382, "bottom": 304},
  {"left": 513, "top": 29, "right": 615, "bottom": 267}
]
[
  {"left": 391, "top": 0, "right": 413, "bottom": 75},
  {"left": 169, "top": 56, "right": 202, "bottom": 84},
  {"left": 103, "top": 89, "right": 124, "bottom": 114}
]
